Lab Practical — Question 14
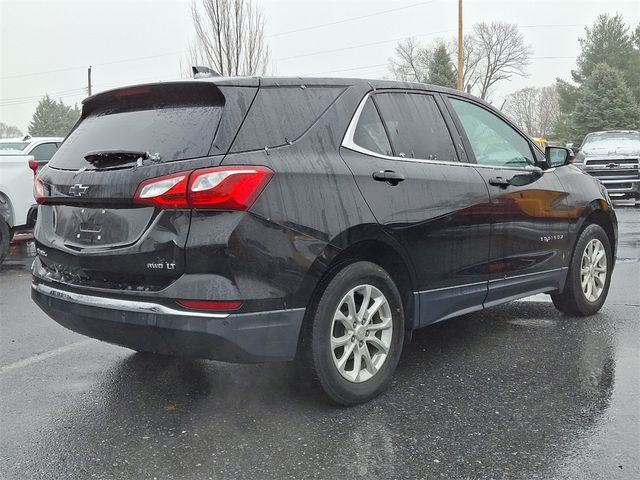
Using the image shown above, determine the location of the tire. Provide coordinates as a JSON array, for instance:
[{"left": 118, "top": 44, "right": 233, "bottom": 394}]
[
  {"left": 551, "top": 224, "right": 612, "bottom": 316},
  {"left": 0, "top": 219, "right": 10, "bottom": 265},
  {"left": 299, "top": 261, "right": 405, "bottom": 405}
]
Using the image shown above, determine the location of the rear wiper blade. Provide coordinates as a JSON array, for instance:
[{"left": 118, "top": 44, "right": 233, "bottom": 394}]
[{"left": 83, "top": 150, "right": 161, "bottom": 167}]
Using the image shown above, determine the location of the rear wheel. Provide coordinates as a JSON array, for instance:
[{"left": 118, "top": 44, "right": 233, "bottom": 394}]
[
  {"left": 300, "top": 261, "right": 405, "bottom": 405},
  {"left": 0, "top": 219, "right": 10, "bottom": 264},
  {"left": 552, "top": 224, "right": 612, "bottom": 316}
]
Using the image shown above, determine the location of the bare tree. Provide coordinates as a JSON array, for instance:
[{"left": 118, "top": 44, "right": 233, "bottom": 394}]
[
  {"left": 0, "top": 122, "right": 23, "bottom": 139},
  {"left": 503, "top": 85, "right": 560, "bottom": 138},
  {"left": 473, "top": 22, "right": 532, "bottom": 100},
  {"left": 449, "top": 34, "right": 483, "bottom": 93},
  {"left": 186, "top": 0, "right": 270, "bottom": 76},
  {"left": 388, "top": 37, "right": 430, "bottom": 83}
]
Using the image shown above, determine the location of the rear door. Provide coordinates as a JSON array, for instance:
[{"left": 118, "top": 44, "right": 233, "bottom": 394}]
[
  {"left": 340, "top": 90, "right": 491, "bottom": 326},
  {"left": 445, "top": 96, "right": 570, "bottom": 306}
]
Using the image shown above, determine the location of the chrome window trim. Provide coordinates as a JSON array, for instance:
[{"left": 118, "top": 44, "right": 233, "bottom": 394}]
[
  {"left": 32, "top": 282, "right": 230, "bottom": 319},
  {"left": 342, "top": 91, "right": 549, "bottom": 173}
]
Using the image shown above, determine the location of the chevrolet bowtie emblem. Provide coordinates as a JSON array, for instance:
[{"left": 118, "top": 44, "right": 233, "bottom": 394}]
[{"left": 69, "top": 184, "right": 89, "bottom": 196}]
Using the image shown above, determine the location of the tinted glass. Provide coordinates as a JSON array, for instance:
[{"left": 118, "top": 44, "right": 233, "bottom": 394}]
[
  {"left": 450, "top": 98, "right": 534, "bottom": 167},
  {"left": 49, "top": 106, "right": 223, "bottom": 170},
  {"left": 352, "top": 98, "right": 392, "bottom": 156},
  {"left": 30, "top": 143, "right": 59, "bottom": 161},
  {"left": 373, "top": 93, "right": 457, "bottom": 161},
  {"left": 231, "top": 86, "right": 346, "bottom": 152}
]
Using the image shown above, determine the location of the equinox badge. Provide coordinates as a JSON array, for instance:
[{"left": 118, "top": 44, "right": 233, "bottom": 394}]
[{"left": 69, "top": 184, "right": 89, "bottom": 197}]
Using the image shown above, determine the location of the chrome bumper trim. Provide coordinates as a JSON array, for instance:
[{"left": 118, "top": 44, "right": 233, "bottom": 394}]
[{"left": 32, "top": 282, "right": 230, "bottom": 319}]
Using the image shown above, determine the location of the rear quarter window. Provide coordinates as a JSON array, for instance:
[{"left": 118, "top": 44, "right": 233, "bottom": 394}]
[{"left": 230, "top": 86, "right": 346, "bottom": 152}]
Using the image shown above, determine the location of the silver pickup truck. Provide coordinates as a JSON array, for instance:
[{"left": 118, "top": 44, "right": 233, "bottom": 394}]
[{"left": 572, "top": 130, "right": 640, "bottom": 204}]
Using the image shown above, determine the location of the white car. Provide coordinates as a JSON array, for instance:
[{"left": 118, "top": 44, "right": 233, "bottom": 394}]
[
  {"left": 0, "top": 137, "right": 63, "bottom": 262},
  {"left": 0, "top": 136, "right": 64, "bottom": 172}
]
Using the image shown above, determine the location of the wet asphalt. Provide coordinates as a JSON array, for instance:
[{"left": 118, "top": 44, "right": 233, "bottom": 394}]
[{"left": 0, "top": 208, "right": 638, "bottom": 480}]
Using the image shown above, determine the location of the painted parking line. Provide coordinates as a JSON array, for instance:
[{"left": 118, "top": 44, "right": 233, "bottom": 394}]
[{"left": 0, "top": 339, "right": 93, "bottom": 375}]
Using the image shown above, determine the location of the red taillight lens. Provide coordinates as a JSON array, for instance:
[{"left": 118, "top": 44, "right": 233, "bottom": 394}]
[
  {"left": 28, "top": 159, "right": 38, "bottom": 176},
  {"left": 133, "top": 171, "right": 191, "bottom": 208},
  {"left": 133, "top": 166, "right": 274, "bottom": 210},
  {"left": 176, "top": 299, "right": 242, "bottom": 311},
  {"left": 33, "top": 177, "right": 46, "bottom": 204},
  {"left": 188, "top": 166, "right": 274, "bottom": 210}
]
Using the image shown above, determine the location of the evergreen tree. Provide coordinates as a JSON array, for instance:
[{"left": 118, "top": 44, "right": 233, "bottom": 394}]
[
  {"left": 571, "top": 14, "right": 640, "bottom": 101},
  {"left": 427, "top": 43, "right": 456, "bottom": 88},
  {"left": 572, "top": 63, "right": 640, "bottom": 136},
  {"left": 28, "top": 95, "right": 80, "bottom": 137}
]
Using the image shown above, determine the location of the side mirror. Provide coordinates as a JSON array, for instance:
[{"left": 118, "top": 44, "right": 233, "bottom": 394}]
[{"left": 545, "top": 146, "right": 574, "bottom": 168}]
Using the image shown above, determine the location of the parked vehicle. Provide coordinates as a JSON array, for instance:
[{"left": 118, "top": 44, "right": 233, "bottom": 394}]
[
  {"left": 0, "top": 151, "right": 37, "bottom": 263},
  {"left": 0, "top": 136, "right": 64, "bottom": 173},
  {"left": 573, "top": 130, "right": 640, "bottom": 203},
  {"left": 31, "top": 78, "right": 617, "bottom": 404}
]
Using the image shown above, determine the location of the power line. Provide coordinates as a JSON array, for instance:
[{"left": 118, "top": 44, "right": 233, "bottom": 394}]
[{"left": 268, "top": 1, "right": 435, "bottom": 38}]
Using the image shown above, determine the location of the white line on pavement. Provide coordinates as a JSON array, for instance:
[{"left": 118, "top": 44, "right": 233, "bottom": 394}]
[{"left": 0, "top": 339, "right": 93, "bottom": 375}]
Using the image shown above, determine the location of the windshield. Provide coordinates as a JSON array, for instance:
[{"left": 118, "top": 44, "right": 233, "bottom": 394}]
[
  {"left": 0, "top": 142, "right": 29, "bottom": 151},
  {"left": 582, "top": 132, "right": 640, "bottom": 149}
]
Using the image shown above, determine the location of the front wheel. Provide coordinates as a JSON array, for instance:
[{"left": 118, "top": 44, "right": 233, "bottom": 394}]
[
  {"left": 300, "top": 261, "right": 405, "bottom": 405},
  {"left": 552, "top": 224, "right": 612, "bottom": 316}
]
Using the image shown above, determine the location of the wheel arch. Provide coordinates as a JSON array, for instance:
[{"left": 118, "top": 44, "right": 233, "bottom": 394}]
[
  {"left": 297, "top": 232, "right": 418, "bottom": 334},
  {"left": 576, "top": 201, "right": 618, "bottom": 266}
]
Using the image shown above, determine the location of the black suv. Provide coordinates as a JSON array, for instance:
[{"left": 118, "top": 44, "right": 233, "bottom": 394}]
[{"left": 32, "top": 77, "right": 617, "bottom": 405}]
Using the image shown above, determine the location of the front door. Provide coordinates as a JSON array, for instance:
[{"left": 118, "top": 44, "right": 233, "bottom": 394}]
[
  {"left": 446, "top": 96, "right": 570, "bottom": 306},
  {"left": 340, "top": 91, "right": 492, "bottom": 325}
]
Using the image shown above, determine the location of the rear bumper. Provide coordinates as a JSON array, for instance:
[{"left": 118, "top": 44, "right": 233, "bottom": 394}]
[{"left": 31, "top": 281, "right": 305, "bottom": 363}]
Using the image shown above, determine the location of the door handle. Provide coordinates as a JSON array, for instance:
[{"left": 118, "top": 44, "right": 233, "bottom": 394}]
[
  {"left": 488, "top": 176, "right": 511, "bottom": 188},
  {"left": 372, "top": 170, "right": 405, "bottom": 185}
]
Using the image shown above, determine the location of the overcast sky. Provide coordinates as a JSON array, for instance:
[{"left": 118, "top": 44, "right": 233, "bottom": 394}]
[{"left": 1, "top": 0, "right": 638, "bottom": 132}]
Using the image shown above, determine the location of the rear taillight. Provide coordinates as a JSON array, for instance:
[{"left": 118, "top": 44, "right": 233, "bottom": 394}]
[
  {"left": 28, "top": 159, "right": 38, "bottom": 176},
  {"left": 33, "top": 177, "right": 46, "bottom": 204},
  {"left": 134, "top": 172, "right": 190, "bottom": 208},
  {"left": 133, "top": 166, "right": 274, "bottom": 210}
]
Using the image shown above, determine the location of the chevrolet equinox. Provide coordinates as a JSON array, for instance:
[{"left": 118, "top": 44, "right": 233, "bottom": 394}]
[{"left": 32, "top": 77, "right": 617, "bottom": 405}]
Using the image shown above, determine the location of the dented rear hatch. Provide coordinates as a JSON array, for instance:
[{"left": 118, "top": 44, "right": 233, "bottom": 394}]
[{"left": 34, "top": 79, "right": 257, "bottom": 290}]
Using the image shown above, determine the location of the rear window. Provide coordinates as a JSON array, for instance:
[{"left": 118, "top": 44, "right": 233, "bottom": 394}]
[
  {"left": 230, "top": 86, "right": 346, "bottom": 152},
  {"left": 49, "top": 83, "right": 225, "bottom": 170},
  {"left": 374, "top": 92, "right": 457, "bottom": 162}
]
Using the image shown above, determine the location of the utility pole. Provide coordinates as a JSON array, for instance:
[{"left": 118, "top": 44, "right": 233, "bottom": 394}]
[
  {"left": 457, "top": 0, "right": 463, "bottom": 91},
  {"left": 87, "top": 66, "right": 92, "bottom": 96}
]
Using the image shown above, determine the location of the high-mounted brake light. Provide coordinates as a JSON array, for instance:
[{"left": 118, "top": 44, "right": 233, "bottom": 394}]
[
  {"left": 133, "top": 166, "right": 274, "bottom": 210},
  {"left": 113, "top": 86, "right": 150, "bottom": 98}
]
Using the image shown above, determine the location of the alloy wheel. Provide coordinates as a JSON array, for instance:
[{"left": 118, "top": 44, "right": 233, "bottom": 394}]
[
  {"left": 330, "top": 284, "right": 393, "bottom": 383},
  {"left": 580, "top": 238, "right": 607, "bottom": 302}
]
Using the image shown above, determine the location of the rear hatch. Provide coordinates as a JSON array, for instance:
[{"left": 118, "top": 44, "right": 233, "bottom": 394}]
[{"left": 34, "top": 80, "right": 257, "bottom": 291}]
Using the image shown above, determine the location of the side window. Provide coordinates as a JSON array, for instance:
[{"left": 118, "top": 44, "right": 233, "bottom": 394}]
[
  {"left": 373, "top": 92, "right": 457, "bottom": 161},
  {"left": 449, "top": 98, "right": 534, "bottom": 167},
  {"left": 30, "top": 143, "right": 59, "bottom": 161},
  {"left": 352, "top": 98, "right": 392, "bottom": 156}
]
